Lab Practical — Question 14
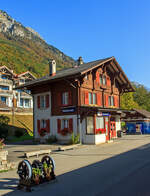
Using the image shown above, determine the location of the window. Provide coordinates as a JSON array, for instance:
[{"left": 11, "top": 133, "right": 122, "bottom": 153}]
[
  {"left": 108, "top": 96, "right": 114, "bottom": 106},
  {"left": 85, "top": 73, "right": 88, "bottom": 80},
  {"left": 88, "top": 92, "right": 97, "bottom": 105},
  {"left": 20, "top": 98, "right": 23, "bottom": 107},
  {"left": 89, "top": 92, "right": 92, "bottom": 104},
  {"left": 61, "top": 119, "right": 69, "bottom": 129},
  {"left": 86, "top": 117, "right": 94, "bottom": 134},
  {"left": 40, "top": 95, "right": 46, "bottom": 108},
  {"left": 0, "top": 85, "right": 9, "bottom": 90},
  {"left": 99, "top": 74, "right": 107, "bottom": 85},
  {"left": 20, "top": 79, "right": 25, "bottom": 83},
  {"left": 96, "top": 117, "right": 104, "bottom": 129},
  {"left": 93, "top": 93, "right": 97, "bottom": 104},
  {"left": 41, "top": 119, "right": 46, "bottom": 129},
  {"left": 62, "top": 92, "right": 69, "bottom": 105},
  {"left": 1, "top": 75, "right": 7, "bottom": 79},
  {"left": 1, "top": 96, "right": 7, "bottom": 104},
  {"left": 25, "top": 99, "right": 30, "bottom": 107}
]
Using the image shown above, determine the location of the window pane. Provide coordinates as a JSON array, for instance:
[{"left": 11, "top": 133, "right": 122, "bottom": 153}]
[
  {"left": 87, "top": 117, "right": 94, "bottom": 134},
  {"left": 0, "top": 86, "right": 9, "bottom": 90},
  {"left": 62, "top": 92, "right": 68, "bottom": 105},
  {"left": 108, "top": 96, "right": 111, "bottom": 106},
  {"left": 41, "top": 119, "right": 46, "bottom": 128},
  {"left": 93, "top": 93, "right": 96, "bottom": 104},
  {"left": 111, "top": 96, "right": 114, "bottom": 106},
  {"left": 1, "top": 96, "right": 6, "bottom": 103},
  {"left": 103, "top": 76, "right": 106, "bottom": 85},
  {"left": 96, "top": 117, "right": 104, "bottom": 129},
  {"left": 20, "top": 98, "right": 23, "bottom": 106},
  {"left": 89, "top": 93, "right": 92, "bottom": 104},
  {"left": 100, "top": 75, "right": 103, "bottom": 84},
  {"left": 25, "top": 99, "right": 30, "bottom": 107},
  {"left": 41, "top": 96, "right": 45, "bottom": 108}
]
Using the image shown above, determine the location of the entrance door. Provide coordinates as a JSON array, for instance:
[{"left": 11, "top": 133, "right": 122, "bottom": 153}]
[
  {"left": 110, "top": 120, "right": 116, "bottom": 138},
  {"left": 105, "top": 117, "right": 110, "bottom": 141}
]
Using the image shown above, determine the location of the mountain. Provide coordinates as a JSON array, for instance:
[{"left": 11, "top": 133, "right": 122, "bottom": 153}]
[{"left": 0, "top": 10, "right": 76, "bottom": 77}]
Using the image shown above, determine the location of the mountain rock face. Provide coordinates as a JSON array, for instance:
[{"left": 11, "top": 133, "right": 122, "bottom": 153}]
[{"left": 0, "top": 10, "right": 75, "bottom": 77}]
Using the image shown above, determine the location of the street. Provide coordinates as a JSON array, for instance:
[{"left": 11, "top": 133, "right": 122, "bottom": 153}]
[{"left": 1, "top": 135, "right": 150, "bottom": 196}]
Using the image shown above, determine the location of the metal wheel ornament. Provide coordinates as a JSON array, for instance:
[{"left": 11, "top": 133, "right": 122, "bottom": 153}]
[
  {"left": 32, "top": 160, "right": 42, "bottom": 169},
  {"left": 41, "top": 155, "right": 55, "bottom": 171},
  {"left": 17, "top": 160, "right": 32, "bottom": 180}
]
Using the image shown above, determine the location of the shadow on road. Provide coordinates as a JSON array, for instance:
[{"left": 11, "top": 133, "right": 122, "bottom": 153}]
[{"left": 2, "top": 142, "right": 150, "bottom": 196}]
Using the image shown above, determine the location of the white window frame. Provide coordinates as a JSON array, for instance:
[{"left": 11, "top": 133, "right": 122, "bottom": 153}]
[
  {"left": 41, "top": 119, "right": 46, "bottom": 129},
  {"left": 62, "top": 92, "right": 69, "bottom": 105},
  {"left": 61, "top": 119, "right": 69, "bottom": 129},
  {"left": 40, "top": 95, "right": 46, "bottom": 108}
]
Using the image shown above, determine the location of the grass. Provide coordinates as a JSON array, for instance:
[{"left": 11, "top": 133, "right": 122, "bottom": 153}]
[
  {"left": 0, "top": 169, "right": 9, "bottom": 173},
  {"left": 8, "top": 134, "right": 33, "bottom": 143}
]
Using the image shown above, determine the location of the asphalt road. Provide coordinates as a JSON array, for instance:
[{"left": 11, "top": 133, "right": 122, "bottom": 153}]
[{"left": 1, "top": 135, "right": 150, "bottom": 196}]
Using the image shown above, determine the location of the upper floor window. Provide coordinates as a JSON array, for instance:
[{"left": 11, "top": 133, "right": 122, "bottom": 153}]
[
  {"left": 1, "top": 75, "right": 8, "bottom": 79},
  {"left": 108, "top": 96, "right": 114, "bottom": 106},
  {"left": 0, "top": 85, "right": 9, "bottom": 90},
  {"left": 85, "top": 73, "right": 89, "bottom": 80},
  {"left": 88, "top": 92, "right": 97, "bottom": 105},
  {"left": 62, "top": 92, "right": 69, "bottom": 105},
  {"left": 37, "top": 94, "right": 49, "bottom": 109},
  {"left": 100, "top": 75, "right": 106, "bottom": 85}
]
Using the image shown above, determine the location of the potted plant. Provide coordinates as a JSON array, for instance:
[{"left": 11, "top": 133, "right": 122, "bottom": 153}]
[
  {"left": 43, "top": 162, "right": 53, "bottom": 181},
  {"left": 32, "top": 168, "right": 42, "bottom": 185}
]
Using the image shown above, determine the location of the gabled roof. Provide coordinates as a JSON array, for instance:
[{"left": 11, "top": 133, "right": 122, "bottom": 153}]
[
  {"left": 0, "top": 65, "right": 16, "bottom": 76},
  {"left": 17, "top": 71, "right": 36, "bottom": 79},
  {"left": 133, "top": 108, "right": 150, "bottom": 118},
  {"left": 16, "top": 56, "right": 134, "bottom": 92}
]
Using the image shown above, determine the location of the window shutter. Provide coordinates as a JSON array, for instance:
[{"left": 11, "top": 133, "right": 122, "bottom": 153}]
[
  {"left": 107, "top": 77, "right": 111, "bottom": 87},
  {"left": 114, "top": 96, "right": 118, "bottom": 107},
  {"left": 97, "top": 93, "right": 102, "bottom": 106},
  {"left": 69, "top": 119, "right": 73, "bottom": 133},
  {"left": 105, "top": 95, "right": 108, "bottom": 107},
  {"left": 57, "top": 119, "right": 61, "bottom": 133},
  {"left": 57, "top": 93, "right": 61, "bottom": 106},
  {"left": 37, "top": 120, "right": 40, "bottom": 133},
  {"left": 85, "top": 91, "right": 89, "bottom": 104},
  {"left": 46, "top": 119, "right": 50, "bottom": 133},
  {"left": 96, "top": 72, "right": 99, "bottom": 83},
  {"left": 37, "top": 96, "right": 40, "bottom": 108},
  {"left": 46, "top": 94, "right": 49, "bottom": 108},
  {"left": 69, "top": 91, "right": 72, "bottom": 105}
]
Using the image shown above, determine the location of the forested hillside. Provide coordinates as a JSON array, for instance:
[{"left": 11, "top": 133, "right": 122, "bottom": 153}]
[{"left": 121, "top": 83, "right": 150, "bottom": 112}]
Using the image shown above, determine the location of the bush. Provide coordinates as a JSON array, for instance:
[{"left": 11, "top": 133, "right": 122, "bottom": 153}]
[
  {"left": 46, "top": 135, "right": 57, "bottom": 144},
  {"left": 70, "top": 133, "right": 80, "bottom": 144},
  {"left": 14, "top": 128, "right": 24, "bottom": 138},
  {"left": 0, "top": 125, "right": 8, "bottom": 139},
  {"left": 0, "top": 115, "right": 10, "bottom": 125}
]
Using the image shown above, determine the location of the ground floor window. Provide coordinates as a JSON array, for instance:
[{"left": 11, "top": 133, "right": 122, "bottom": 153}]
[
  {"left": 61, "top": 119, "right": 69, "bottom": 129},
  {"left": 41, "top": 119, "right": 47, "bottom": 129},
  {"left": 86, "top": 116, "right": 94, "bottom": 134},
  {"left": 96, "top": 117, "right": 104, "bottom": 129}
]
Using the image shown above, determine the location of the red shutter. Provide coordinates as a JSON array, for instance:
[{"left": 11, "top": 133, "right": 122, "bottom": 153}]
[
  {"left": 46, "top": 119, "right": 50, "bottom": 133},
  {"left": 97, "top": 93, "right": 102, "bottom": 106},
  {"left": 96, "top": 72, "right": 99, "bottom": 83},
  {"left": 37, "top": 96, "right": 40, "bottom": 108},
  {"left": 57, "top": 93, "right": 61, "bottom": 106},
  {"left": 37, "top": 120, "right": 40, "bottom": 134},
  {"left": 69, "top": 91, "right": 72, "bottom": 105},
  {"left": 85, "top": 91, "right": 89, "bottom": 105},
  {"left": 69, "top": 119, "right": 73, "bottom": 133},
  {"left": 46, "top": 94, "right": 49, "bottom": 108},
  {"left": 57, "top": 119, "right": 61, "bottom": 133},
  {"left": 107, "top": 77, "right": 111, "bottom": 87},
  {"left": 105, "top": 95, "right": 108, "bottom": 107},
  {"left": 114, "top": 96, "right": 118, "bottom": 107}
]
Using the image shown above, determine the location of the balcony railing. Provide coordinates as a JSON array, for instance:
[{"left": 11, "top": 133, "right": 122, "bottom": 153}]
[
  {"left": 0, "top": 78, "right": 13, "bottom": 85},
  {"left": 0, "top": 89, "right": 13, "bottom": 94}
]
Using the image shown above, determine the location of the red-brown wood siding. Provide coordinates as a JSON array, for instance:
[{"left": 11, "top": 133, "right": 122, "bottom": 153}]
[
  {"left": 69, "top": 118, "right": 73, "bottom": 133},
  {"left": 37, "top": 96, "right": 40, "bottom": 108},
  {"left": 37, "top": 120, "right": 40, "bottom": 132},
  {"left": 85, "top": 91, "right": 89, "bottom": 104}
]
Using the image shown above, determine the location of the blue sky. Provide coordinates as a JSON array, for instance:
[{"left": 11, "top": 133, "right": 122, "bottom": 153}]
[{"left": 1, "top": 0, "right": 150, "bottom": 87}]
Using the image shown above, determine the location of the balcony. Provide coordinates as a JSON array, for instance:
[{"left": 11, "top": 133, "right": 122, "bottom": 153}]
[
  {"left": 0, "top": 78, "right": 13, "bottom": 85},
  {"left": 0, "top": 89, "right": 13, "bottom": 95}
]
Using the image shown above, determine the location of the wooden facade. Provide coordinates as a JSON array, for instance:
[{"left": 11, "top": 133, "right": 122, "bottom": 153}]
[{"left": 17, "top": 56, "right": 133, "bottom": 144}]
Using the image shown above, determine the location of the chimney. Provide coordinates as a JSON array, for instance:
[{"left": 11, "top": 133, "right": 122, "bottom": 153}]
[
  {"left": 49, "top": 59, "right": 56, "bottom": 76},
  {"left": 77, "top": 56, "right": 83, "bottom": 66}
]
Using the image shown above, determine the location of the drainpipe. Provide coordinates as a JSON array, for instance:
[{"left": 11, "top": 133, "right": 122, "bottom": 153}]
[{"left": 77, "top": 80, "right": 82, "bottom": 144}]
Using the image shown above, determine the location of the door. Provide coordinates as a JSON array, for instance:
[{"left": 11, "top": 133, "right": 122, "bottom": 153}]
[
  {"left": 110, "top": 121, "right": 116, "bottom": 138},
  {"left": 105, "top": 117, "right": 110, "bottom": 141}
]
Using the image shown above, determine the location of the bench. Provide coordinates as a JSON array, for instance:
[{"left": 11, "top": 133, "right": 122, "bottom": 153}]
[
  {"left": 58, "top": 144, "right": 80, "bottom": 151},
  {"left": 24, "top": 149, "right": 51, "bottom": 158}
]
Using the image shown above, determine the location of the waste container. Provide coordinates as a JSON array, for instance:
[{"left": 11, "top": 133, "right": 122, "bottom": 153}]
[{"left": 117, "top": 130, "right": 123, "bottom": 137}]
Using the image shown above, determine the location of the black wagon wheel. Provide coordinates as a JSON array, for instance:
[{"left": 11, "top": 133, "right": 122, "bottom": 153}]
[
  {"left": 32, "top": 160, "right": 41, "bottom": 169},
  {"left": 41, "top": 155, "right": 55, "bottom": 171},
  {"left": 17, "top": 160, "right": 32, "bottom": 180}
]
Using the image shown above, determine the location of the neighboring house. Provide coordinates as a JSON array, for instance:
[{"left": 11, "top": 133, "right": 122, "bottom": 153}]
[
  {"left": 122, "top": 108, "right": 150, "bottom": 134},
  {"left": 0, "top": 65, "right": 36, "bottom": 110},
  {"left": 17, "top": 56, "right": 134, "bottom": 144},
  {"left": 0, "top": 100, "right": 11, "bottom": 112}
]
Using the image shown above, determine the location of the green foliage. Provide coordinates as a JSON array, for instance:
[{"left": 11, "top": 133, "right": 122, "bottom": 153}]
[
  {"left": 70, "top": 133, "right": 80, "bottom": 144},
  {"left": 32, "top": 168, "right": 42, "bottom": 176},
  {"left": 0, "top": 115, "right": 10, "bottom": 139},
  {"left": 0, "top": 115, "right": 10, "bottom": 125},
  {"left": 121, "top": 83, "right": 150, "bottom": 112}
]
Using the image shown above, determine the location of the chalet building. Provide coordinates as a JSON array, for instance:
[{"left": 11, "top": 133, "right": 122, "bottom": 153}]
[
  {"left": 17, "top": 56, "right": 134, "bottom": 144},
  {"left": 0, "top": 65, "right": 36, "bottom": 111}
]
